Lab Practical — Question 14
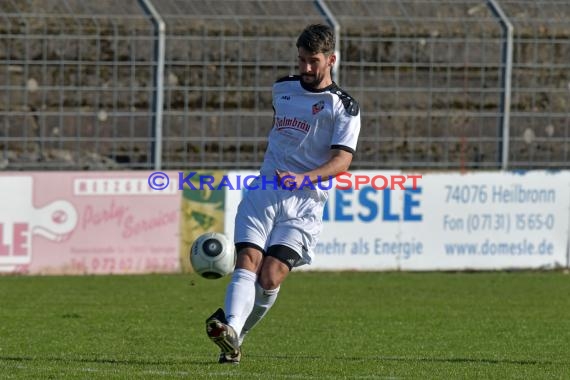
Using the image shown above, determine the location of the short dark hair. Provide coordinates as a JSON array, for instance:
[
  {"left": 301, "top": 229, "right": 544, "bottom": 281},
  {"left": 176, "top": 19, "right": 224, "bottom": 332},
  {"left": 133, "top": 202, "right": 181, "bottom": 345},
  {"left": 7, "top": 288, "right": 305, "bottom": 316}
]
[{"left": 296, "top": 24, "right": 335, "bottom": 55}]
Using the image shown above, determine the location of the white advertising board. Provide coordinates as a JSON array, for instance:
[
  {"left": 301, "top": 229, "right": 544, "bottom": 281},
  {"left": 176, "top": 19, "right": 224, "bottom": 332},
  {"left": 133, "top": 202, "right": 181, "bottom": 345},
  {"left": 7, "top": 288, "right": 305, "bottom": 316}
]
[
  {"left": 402, "top": 171, "right": 569, "bottom": 270},
  {"left": 224, "top": 171, "right": 570, "bottom": 271}
]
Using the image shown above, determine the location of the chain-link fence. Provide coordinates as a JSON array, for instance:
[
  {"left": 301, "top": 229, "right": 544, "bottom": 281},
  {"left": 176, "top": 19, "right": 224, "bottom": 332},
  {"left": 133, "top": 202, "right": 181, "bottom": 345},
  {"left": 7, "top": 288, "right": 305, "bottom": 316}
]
[
  {"left": 504, "top": 0, "right": 569, "bottom": 167},
  {"left": 1, "top": 0, "right": 568, "bottom": 170},
  {"left": 0, "top": 0, "right": 158, "bottom": 169}
]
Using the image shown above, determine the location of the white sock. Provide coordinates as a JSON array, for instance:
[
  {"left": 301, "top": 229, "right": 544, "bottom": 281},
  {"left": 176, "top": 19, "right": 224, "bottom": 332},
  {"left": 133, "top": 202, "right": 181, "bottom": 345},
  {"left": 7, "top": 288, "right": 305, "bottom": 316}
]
[
  {"left": 224, "top": 268, "right": 257, "bottom": 337},
  {"left": 239, "top": 283, "right": 280, "bottom": 345}
]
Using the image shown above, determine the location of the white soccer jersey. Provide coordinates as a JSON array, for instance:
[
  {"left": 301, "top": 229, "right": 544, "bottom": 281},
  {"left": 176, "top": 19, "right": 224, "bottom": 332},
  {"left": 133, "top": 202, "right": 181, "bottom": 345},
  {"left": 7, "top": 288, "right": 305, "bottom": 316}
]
[
  {"left": 235, "top": 76, "right": 361, "bottom": 264},
  {"left": 259, "top": 75, "right": 361, "bottom": 177}
]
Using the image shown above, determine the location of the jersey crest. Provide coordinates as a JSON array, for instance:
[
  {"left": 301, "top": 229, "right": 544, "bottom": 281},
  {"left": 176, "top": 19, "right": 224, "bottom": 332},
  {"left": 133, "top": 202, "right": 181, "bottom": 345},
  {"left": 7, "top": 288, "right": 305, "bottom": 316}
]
[{"left": 312, "top": 100, "right": 325, "bottom": 115}]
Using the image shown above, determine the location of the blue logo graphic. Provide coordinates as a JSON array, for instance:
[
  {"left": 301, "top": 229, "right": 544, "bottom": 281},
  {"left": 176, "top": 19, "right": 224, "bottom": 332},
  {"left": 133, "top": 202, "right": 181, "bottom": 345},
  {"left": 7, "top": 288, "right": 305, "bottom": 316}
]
[{"left": 148, "top": 172, "right": 170, "bottom": 190}]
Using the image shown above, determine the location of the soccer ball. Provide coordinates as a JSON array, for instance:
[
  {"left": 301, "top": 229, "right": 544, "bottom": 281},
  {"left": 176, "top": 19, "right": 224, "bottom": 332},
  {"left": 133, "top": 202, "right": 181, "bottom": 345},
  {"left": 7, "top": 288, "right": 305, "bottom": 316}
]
[{"left": 190, "top": 232, "right": 236, "bottom": 279}]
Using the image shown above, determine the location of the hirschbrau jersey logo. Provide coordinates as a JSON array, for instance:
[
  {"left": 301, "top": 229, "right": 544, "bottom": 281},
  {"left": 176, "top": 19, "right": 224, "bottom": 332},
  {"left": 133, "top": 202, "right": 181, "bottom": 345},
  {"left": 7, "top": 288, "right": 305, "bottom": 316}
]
[{"left": 312, "top": 100, "right": 324, "bottom": 115}]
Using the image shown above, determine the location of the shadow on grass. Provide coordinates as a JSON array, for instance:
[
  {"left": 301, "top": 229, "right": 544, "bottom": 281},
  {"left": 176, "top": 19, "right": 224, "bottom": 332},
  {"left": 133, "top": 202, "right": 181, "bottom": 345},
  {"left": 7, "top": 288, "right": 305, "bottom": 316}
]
[
  {"left": 0, "top": 355, "right": 214, "bottom": 366},
  {"left": 248, "top": 354, "right": 561, "bottom": 366},
  {"left": 0, "top": 354, "right": 564, "bottom": 367}
]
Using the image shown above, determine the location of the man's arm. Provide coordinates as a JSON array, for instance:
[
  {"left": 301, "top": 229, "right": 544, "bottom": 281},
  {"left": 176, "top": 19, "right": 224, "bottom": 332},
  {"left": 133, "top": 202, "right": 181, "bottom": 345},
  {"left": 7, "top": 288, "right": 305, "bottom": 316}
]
[{"left": 275, "top": 149, "right": 353, "bottom": 188}]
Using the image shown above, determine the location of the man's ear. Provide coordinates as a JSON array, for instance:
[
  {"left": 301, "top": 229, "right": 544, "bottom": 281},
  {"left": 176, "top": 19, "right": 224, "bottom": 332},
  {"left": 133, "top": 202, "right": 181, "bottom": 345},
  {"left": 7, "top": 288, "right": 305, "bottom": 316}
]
[{"left": 328, "top": 54, "right": 337, "bottom": 67}]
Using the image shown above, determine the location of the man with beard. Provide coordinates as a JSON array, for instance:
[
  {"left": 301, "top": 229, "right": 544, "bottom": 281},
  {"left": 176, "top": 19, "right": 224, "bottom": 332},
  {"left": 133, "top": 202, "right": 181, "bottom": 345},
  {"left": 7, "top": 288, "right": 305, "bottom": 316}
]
[{"left": 205, "top": 23, "right": 361, "bottom": 364}]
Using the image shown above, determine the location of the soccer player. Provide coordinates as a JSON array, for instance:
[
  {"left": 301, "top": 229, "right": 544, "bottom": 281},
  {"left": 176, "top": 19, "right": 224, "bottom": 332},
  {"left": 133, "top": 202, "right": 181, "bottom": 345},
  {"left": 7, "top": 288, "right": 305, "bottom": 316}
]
[{"left": 205, "top": 23, "right": 361, "bottom": 364}]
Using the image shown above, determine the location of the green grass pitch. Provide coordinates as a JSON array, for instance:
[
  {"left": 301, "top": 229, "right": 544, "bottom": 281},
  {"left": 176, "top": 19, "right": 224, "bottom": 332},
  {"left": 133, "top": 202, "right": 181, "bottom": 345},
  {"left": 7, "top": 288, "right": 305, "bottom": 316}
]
[{"left": 1, "top": 271, "right": 569, "bottom": 379}]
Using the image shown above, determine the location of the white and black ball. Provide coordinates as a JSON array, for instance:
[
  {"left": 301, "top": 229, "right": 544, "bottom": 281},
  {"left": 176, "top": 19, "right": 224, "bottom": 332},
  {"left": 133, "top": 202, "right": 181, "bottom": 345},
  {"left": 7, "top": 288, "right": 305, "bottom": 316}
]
[{"left": 189, "top": 232, "right": 235, "bottom": 279}]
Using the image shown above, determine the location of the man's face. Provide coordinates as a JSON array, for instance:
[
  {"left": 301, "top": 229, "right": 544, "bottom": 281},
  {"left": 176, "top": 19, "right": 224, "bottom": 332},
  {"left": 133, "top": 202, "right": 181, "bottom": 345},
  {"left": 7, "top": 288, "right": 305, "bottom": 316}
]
[{"left": 297, "top": 47, "right": 335, "bottom": 90}]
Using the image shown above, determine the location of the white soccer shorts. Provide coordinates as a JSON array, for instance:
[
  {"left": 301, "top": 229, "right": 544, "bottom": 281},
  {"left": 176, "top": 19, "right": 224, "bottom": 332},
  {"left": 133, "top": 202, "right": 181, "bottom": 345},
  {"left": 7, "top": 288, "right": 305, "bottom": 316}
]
[{"left": 234, "top": 178, "right": 327, "bottom": 267}]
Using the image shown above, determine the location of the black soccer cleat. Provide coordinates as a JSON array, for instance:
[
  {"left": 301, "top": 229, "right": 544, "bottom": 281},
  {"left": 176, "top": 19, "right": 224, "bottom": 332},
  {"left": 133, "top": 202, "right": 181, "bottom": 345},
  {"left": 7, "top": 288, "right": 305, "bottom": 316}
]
[{"left": 206, "top": 308, "right": 240, "bottom": 360}]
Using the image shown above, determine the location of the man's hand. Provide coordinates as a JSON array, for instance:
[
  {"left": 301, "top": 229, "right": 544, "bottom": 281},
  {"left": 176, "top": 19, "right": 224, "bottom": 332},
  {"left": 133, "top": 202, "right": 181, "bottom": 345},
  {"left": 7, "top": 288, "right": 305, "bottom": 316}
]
[
  {"left": 275, "top": 169, "right": 304, "bottom": 190},
  {"left": 275, "top": 150, "right": 352, "bottom": 191}
]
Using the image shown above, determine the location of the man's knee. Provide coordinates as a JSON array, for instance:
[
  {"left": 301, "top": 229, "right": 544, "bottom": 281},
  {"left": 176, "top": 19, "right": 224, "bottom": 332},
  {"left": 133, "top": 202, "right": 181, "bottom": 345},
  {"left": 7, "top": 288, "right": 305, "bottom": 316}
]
[
  {"left": 258, "top": 256, "right": 291, "bottom": 290},
  {"left": 258, "top": 270, "right": 282, "bottom": 290},
  {"left": 235, "top": 243, "right": 263, "bottom": 272}
]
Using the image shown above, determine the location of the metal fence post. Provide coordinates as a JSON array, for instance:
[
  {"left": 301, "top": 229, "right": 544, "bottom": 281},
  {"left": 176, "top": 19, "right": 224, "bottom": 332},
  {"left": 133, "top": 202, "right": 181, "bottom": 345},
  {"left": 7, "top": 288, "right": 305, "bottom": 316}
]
[
  {"left": 138, "top": 0, "right": 165, "bottom": 171},
  {"left": 314, "top": 0, "right": 340, "bottom": 84},
  {"left": 486, "top": 0, "right": 514, "bottom": 170}
]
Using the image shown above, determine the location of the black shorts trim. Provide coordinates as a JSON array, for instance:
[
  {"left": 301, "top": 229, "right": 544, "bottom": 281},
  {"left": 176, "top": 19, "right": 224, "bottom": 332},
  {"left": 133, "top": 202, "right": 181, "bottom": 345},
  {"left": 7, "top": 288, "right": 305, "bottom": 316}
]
[
  {"left": 266, "top": 244, "right": 302, "bottom": 271},
  {"left": 235, "top": 242, "right": 265, "bottom": 255}
]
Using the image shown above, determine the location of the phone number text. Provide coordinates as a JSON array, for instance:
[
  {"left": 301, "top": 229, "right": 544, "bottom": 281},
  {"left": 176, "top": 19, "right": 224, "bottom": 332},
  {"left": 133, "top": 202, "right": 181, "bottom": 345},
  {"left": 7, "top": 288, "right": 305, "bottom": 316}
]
[{"left": 443, "top": 213, "right": 555, "bottom": 233}]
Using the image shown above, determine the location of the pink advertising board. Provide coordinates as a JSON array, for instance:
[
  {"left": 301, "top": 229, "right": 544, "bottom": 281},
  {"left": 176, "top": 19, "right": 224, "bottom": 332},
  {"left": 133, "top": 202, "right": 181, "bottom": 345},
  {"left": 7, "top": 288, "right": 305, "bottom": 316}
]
[{"left": 0, "top": 172, "right": 181, "bottom": 275}]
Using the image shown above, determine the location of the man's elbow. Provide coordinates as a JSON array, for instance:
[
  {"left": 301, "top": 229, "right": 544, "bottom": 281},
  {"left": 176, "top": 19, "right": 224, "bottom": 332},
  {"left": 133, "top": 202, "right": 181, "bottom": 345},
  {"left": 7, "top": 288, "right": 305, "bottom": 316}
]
[
  {"left": 333, "top": 151, "right": 353, "bottom": 174},
  {"left": 337, "top": 157, "right": 351, "bottom": 172}
]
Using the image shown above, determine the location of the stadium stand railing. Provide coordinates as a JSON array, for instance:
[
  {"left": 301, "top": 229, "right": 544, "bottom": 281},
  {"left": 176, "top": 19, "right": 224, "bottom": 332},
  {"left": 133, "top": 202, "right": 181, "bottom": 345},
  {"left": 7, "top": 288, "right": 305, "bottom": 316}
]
[{"left": 0, "top": 0, "right": 568, "bottom": 170}]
